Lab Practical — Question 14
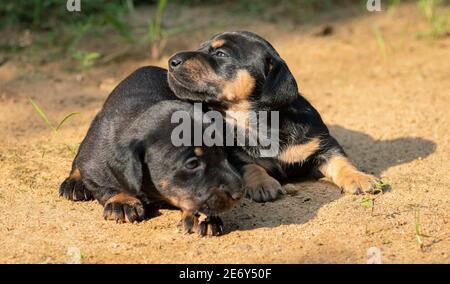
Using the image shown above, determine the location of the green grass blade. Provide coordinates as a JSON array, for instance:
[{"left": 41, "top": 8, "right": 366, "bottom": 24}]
[
  {"left": 28, "top": 97, "right": 54, "bottom": 131},
  {"left": 415, "top": 208, "right": 424, "bottom": 249},
  {"left": 56, "top": 112, "right": 79, "bottom": 132},
  {"left": 65, "top": 143, "right": 79, "bottom": 157},
  {"left": 157, "top": 0, "right": 168, "bottom": 16},
  {"left": 374, "top": 28, "right": 386, "bottom": 57}
]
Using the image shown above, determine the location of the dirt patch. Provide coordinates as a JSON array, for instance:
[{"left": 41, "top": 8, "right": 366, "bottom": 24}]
[{"left": 0, "top": 4, "right": 449, "bottom": 263}]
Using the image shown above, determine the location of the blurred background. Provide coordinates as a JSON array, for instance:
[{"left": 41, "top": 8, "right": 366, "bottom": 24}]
[{"left": 1, "top": 0, "right": 448, "bottom": 68}]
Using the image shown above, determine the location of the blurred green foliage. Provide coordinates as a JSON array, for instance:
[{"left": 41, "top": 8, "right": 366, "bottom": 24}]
[
  {"left": 0, "top": 0, "right": 364, "bottom": 31},
  {"left": 0, "top": 0, "right": 132, "bottom": 29},
  {"left": 0, "top": 0, "right": 364, "bottom": 61},
  {"left": 2, "top": 0, "right": 449, "bottom": 31},
  {"left": 417, "top": 0, "right": 450, "bottom": 37},
  {"left": 1, "top": 0, "right": 448, "bottom": 63}
]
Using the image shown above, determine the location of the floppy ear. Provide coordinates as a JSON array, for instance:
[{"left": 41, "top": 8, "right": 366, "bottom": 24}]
[
  {"left": 259, "top": 55, "right": 298, "bottom": 108},
  {"left": 108, "top": 139, "right": 145, "bottom": 193}
]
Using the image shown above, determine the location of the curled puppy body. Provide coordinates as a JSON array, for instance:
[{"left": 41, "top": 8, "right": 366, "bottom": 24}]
[
  {"left": 59, "top": 67, "right": 243, "bottom": 236},
  {"left": 167, "top": 31, "right": 381, "bottom": 202}
]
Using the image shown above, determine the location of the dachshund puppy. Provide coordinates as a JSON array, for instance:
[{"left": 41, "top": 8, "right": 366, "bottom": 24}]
[
  {"left": 59, "top": 66, "right": 243, "bottom": 236},
  {"left": 167, "top": 31, "right": 382, "bottom": 202}
]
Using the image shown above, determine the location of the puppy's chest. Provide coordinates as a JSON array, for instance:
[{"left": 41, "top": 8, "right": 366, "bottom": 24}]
[{"left": 224, "top": 106, "right": 291, "bottom": 160}]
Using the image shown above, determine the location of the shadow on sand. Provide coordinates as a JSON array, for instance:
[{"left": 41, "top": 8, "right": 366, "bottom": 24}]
[{"left": 224, "top": 125, "right": 436, "bottom": 232}]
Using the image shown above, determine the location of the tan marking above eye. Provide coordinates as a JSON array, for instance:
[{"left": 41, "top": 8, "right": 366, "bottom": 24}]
[
  {"left": 211, "top": 39, "right": 226, "bottom": 49},
  {"left": 278, "top": 138, "right": 321, "bottom": 164},
  {"left": 194, "top": 147, "right": 204, "bottom": 156}
]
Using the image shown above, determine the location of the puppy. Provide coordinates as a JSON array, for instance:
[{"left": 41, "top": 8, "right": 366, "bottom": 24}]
[
  {"left": 59, "top": 66, "right": 243, "bottom": 236},
  {"left": 167, "top": 31, "right": 382, "bottom": 202}
]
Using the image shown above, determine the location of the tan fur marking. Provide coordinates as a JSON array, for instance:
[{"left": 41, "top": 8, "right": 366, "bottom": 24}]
[
  {"left": 221, "top": 70, "right": 255, "bottom": 132},
  {"left": 183, "top": 58, "right": 212, "bottom": 81},
  {"left": 158, "top": 179, "right": 169, "bottom": 190},
  {"left": 70, "top": 168, "right": 81, "bottom": 180},
  {"left": 211, "top": 39, "right": 225, "bottom": 49},
  {"left": 194, "top": 147, "right": 204, "bottom": 156},
  {"left": 319, "top": 154, "right": 376, "bottom": 193},
  {"left": 278, "top": 138, "right": 321, "bottom": 164},
  {"left": 225, "top": 100, "right": 250, "bottom": 131},
  {"left": 103, "top": 193, "right": 143, "bottom": 222},
  {"left": 243, "top": 164, "right": 276, "bottom": 189},
  {"left": 220, "top": 70, "right": 255, "bottom": 102},
  {"left": 182, "top": 62, "right": 254, "bottom": 104},
  {"left": 164, "top": 188, "right": 197, "bottom": 211},
  {"left": 106, "top": 193, "right": 140, "bottom": 206},
  {"left": 180, "top": 210, "right": 199, "bottom": 234}
]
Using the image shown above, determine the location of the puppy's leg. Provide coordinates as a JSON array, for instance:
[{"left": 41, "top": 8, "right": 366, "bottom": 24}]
[
  {"left": 179, "top": 210, "right": 200, "bottom": 234},
  {"left": 103, "top": 192, "right": 146, "bottom": 223},
  {"left": 59, "top": 168, "right": 94, "bottom": 201},
  {"left": 197, "top": 216, "right": 224, "bottom": 237},
  {"left": 179, "top": 211, "right": 224, "bottom": 236},
  {"left": 243, "top": 164, "right": 284, "bottom": 202},
  {"left": 318, "top": 145, "right": 380, "bottom": 194}
]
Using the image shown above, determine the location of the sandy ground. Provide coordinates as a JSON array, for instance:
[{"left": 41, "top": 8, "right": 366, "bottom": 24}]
[{"left": 0, "top": 4, "right": 449, "bottom": 263}]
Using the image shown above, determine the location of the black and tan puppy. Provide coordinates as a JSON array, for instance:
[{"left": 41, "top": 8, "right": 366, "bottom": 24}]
[
  {"left": 167, "top": 31, "right": 382, "bottom": 202},
  {"left": 59, "top": 66, "right": 243, "bottom": 236}
]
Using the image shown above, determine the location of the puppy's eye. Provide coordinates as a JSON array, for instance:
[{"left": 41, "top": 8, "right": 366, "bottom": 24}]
[
  {"left": 214, "top": 50, "right": 228, "bottom": 58},
  {"left": 184, "top": 157, "right": 200, "bottom": 170}
]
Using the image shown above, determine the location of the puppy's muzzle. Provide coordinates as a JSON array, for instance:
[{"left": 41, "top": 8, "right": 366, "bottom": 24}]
[
  {"left": 168, "top": 51, "right": 197, "bottom": 71},
  {"left": 216, "top": 160, "right": 245, "bottom": 201}
]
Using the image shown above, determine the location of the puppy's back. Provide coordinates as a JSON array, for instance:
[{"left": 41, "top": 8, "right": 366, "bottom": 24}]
[{"left": 74, "top": 66, "right": 176, "bottom": 196}]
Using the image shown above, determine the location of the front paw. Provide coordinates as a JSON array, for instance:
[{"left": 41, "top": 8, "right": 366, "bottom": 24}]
[
  {"left": 245, "top": 176, "right": 284, "bottom": 202},
  {"left": 103, "top": 193, "right": 145, "bottom": 223},
  {"left": 59, "top": 177, "right": 93, "bottom": 201},
  {"left": 178, "top": 212, "right": 200, "bottom": 234},
  {"left": 197, "top": 216, "right": 224, "bottom": 237},
  {"left": 340, "top": 171, "right": 382, "bottom": 195},
  {"left": 243, "top": 164, "right": 284, "bottom": 202}
]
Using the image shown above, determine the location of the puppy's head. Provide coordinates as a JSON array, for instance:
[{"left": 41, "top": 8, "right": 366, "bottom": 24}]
[
  {"left": 109, "top": 101, "right": 244, "bottom": 216},
  {"left": 167, "top": 31, "right": 298, "bottom": 109}
]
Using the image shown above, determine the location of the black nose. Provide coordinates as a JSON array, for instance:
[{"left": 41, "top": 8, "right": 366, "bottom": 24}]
[{"left": 169, "top": 56, "right": 183, "bottom": 69}]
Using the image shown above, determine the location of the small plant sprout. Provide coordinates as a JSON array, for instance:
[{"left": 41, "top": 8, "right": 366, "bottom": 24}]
[
  {"left": 414, "top": 206, "right": 435, "bottom": 250},
  {"left": 29, "top": 97, "right": 79, "bottom": 133},
  {"left": 72, "top": 51, "right": 102, "bottom": 70},
  {"left": 414, "top": 207, "right": 433, "bottom": 251},
  {"left": 374, "top": 27, "right": 387, "bottom": 58},
  {"left": 373, "top": 178, "right": 389, "bottom": 195},
  {"left": 415, "top": 207, "right": 424, "bottom": 250},
  {"left": 361, "top": 196, "right": 374, "bottom": 208},
  {"left": 29, "top": 97, "right": 79, "bottom": 156},
  {"left": 360, "top": 179, "right": 388, "bottom": 214}
]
